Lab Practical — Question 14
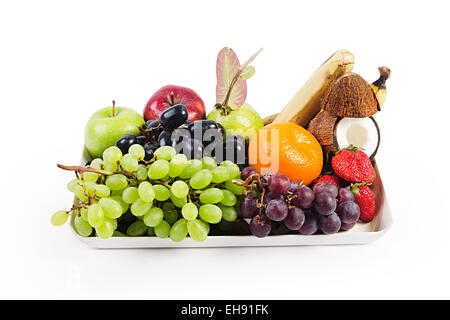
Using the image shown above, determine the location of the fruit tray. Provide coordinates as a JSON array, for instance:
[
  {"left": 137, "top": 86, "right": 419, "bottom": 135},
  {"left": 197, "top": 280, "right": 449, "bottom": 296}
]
[{"left": 69, "top": 149, "right": 392, "bottom": 249}]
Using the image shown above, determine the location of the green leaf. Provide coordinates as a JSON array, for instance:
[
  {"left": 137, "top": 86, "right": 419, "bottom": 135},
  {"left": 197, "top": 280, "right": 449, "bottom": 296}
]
[
  {"left": 216, "top": 47, "right": 247, "bottom": 109},
  {"left": 240, "top": 65, "right": 255, "bottom": 80}
]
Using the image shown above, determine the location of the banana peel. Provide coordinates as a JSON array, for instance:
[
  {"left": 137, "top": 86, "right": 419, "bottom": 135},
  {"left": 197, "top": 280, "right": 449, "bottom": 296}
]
[
  {"left": 370, "top": 66, "right": 391, "bottom": 109},
  {"left": 270, "top": 49, "right": 354, "bottom": 127}
]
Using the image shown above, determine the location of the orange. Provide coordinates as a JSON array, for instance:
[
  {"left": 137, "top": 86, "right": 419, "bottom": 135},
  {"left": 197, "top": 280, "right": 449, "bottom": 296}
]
[{"left": 248, "top": 122, "right": 323, "bottom": 185}]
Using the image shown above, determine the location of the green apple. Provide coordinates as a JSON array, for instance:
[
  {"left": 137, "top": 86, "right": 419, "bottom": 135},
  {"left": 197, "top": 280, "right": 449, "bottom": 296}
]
[
  {"left": 207, "top": 103, "right": 264, "bottom": 140},
  {"left": 85, "top": 105, "right": 145, "bottom": 158}
]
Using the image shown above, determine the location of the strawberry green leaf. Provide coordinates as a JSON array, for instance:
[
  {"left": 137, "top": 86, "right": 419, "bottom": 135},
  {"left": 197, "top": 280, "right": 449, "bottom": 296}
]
[{"left": 216, "top": 47, "right": 247, "bottom": 109}]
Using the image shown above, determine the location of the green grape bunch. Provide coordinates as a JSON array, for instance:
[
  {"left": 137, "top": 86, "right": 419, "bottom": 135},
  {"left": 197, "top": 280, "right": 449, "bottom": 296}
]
[{"left": 52, "top": 144, "right": 243, "bottom": 242}]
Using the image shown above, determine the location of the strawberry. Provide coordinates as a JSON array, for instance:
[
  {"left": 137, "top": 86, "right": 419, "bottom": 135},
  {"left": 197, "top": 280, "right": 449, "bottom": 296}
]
[
  {"left": 332, "top": 146, "right": 375, "bottom": 183},
  {"left": 312, "top": 174, "right": 342, "bottom": 189},
  {"left": 351, "top": 183, "right": 376, "bottom": 222}
]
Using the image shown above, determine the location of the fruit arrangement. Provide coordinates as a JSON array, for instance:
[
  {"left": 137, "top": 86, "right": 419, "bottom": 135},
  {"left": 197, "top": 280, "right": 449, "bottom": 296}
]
[{"left": 51, "top": 48, "right": 390, "bottom": 242}]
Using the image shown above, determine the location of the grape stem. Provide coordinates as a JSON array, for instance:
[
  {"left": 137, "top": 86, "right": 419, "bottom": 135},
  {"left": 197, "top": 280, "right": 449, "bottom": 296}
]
[
  {"left": 57, "top": 164, "right": 113, "bottom": 175},
  {"left": 233, "top": 173, "right": 265, "bottom": 193},
  {"left": 138, "top": 124, "right": 163, "bottom": 145},
  {"left": 78, "top": 171, "right": 90, "bottom": 204},
  {"left": 57, "top": 164, "right": 136, "bottom": 179},
  {"left": 285, "top": 192, "right": 297, "bottom": 209},
  {"left": 257, "top": 188, "right": 266, "bottom": 217},
  {"left": 69, "top": 204, "right": 85, "bottom": 215},
  {"left": 76, "top": 171, "right": 100, "bottom": 204},
  {"left": 138, "top": 126, "right": 147, "bottom": 137},
  {"left": 232, "top": 173, "right": 266, "bottom": 217}
]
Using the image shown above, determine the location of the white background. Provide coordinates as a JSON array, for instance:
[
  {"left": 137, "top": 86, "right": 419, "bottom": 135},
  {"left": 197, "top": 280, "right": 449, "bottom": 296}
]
[{"left": 1, "top": 0, "right": 449, "bottom": 299}]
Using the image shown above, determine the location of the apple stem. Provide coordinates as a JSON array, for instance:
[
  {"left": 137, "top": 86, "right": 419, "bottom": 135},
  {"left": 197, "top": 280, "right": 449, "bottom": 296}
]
[
  {"left": 221, "top": 48, "right": 263, "bottom": 115},
  {"left": 112, "top": 100, "right": 116, "bottom": 117},
  {"left": 169, "top": 92, "right": 175, "bottom": 106}
]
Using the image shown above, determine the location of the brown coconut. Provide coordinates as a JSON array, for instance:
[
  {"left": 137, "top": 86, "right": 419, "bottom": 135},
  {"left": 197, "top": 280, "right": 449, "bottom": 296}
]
[
  {"left": 307, "top": 110, "right": 338, "bottom": 152},
  {"left": 321, "top": 73, "right": 379, "bottom": 118}
]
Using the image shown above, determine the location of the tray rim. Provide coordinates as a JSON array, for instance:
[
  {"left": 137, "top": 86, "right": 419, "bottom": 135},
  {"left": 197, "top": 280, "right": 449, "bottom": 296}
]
[{"left": 69, "top": 152, "right": 393, "bottom": 248}]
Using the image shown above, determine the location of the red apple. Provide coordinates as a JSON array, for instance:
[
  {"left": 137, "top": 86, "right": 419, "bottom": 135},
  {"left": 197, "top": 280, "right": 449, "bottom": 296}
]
[{"left": 143, "top": 85, "right": 206, "bottom": 122}]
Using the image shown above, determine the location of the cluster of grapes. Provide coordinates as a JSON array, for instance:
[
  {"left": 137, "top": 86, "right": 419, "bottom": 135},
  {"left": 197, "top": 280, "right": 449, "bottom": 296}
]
[
  {"left": 115, "top": 104, "right": 247, "bottom": 168},
  {"left": 238, "top": 168, "right": 361, "bottom": 237},
  {"left": 52, "top": 143, "right": 246, "bottom": 242}
]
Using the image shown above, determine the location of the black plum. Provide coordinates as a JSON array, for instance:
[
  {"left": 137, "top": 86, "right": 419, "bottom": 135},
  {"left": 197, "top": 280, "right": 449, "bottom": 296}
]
[
  {"left": 179, "top": 120, "right": 191, "bottom": 130},
  {"left": 144, "top": 120, "right": 163, "bottom": 138},
  {"left": 223, "top": 135, "right": 246, "bottom": 165},
  {"left": 170, "top": 128, "right": 191, "bottom": 147},
  {"left": 144, "top": 144, "right": 158, "bottom": 161},
  {"left": 159, "top": 104, "right": 188, "bottom": 129},
  {"left": 174, "top": 138, "right": 204, "bottom": 160},
  {"left": 136, "top": 135, "right": 147, "bottom": 146},
  {"left": 115, "top": 134, "right": 137, "bottom": 154},
  {"left": 157, "top": 130, "right": 173, "bottom": 147},
  {"left": 188, "top": 120, "right": 223, "bottom": 141}
]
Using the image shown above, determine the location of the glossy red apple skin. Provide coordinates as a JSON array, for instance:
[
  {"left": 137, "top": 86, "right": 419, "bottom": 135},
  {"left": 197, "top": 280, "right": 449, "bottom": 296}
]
[{"left": 143, "top": 85, "right": 206, "bottom": 122}]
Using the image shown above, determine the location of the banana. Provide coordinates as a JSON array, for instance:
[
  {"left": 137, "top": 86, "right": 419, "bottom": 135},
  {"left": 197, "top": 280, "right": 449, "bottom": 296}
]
[
  {"left": 262, "top": 113, "right": 278, "bottom": 125},
  {"left": 370, "top": 66, "right": 391, "bottom": 109},
  {"left": 272, "top": 49, "right": 354, "bottom": 127}
]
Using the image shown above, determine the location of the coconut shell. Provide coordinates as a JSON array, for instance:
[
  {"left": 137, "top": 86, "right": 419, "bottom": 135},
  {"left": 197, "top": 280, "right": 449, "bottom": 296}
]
[
  {"left": 321, "top": 73, "right": 379, "bottom": 118},
  {"left": 307, "top": 110, "right": 338, "bottom": 152}
]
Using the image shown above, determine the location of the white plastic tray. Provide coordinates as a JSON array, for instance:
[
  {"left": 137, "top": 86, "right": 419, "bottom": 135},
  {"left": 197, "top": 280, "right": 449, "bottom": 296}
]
[{"left": 70, "top": 149, "right": 392, "bottom": 248}]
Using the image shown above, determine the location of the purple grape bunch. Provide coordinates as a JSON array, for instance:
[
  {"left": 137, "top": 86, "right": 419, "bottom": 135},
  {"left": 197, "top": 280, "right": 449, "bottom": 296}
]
[{"left": 239, "top": 168, "right": 361, "bottom": 237}]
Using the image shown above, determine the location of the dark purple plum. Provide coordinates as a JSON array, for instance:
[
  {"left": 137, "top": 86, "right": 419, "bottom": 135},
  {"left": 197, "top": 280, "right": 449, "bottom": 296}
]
[
  {"left": 250, "top": 215, "right": 272, "bottom": 238},
  {"left": 314, "top": 193, "right": 337, "bottom": 216},
  {"left": 340, "top": 221, "right": 356, "bottom": 231},
  {"left": 240, "top": 195, "right": 258, "bottom": 218},
  {"left": 263, "top": 192, "right": 284, "bottom": 204},
  {"left": 319, "top": 213, "right": 341, "bottom": 235},
  {"left": 313, "top": 182, "right": 338, "bottom": 198},
  {"left": 337, "top": 201, "right": 360, "bottom": 223},
  {"left": 241, "top": 167, "right": 258, "bottom": 180},
  {"left": 289, "top": 181, "right": 301, "bottom": 193},
  {"left": 338, "top": 188, "right": 355, "bottom": 203},
  {"left": 271, "top": 222, "right": 290, "bottom": 235},
  {"left": 268, "top": 173, "right": 291, "bottom": 195},
  {"left": 265, "top": 199, "right": 288, "bottom": 221},
  {"left": 292, "top": 185, "right": 315, "bottom": 209},
  {"left": 283, "top": 207, "right": 305, "bottom": 231},
  {"left": 298, "top": 213, "right": 318, "bottom": 235}
]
